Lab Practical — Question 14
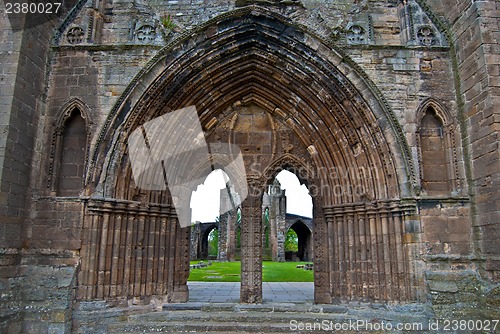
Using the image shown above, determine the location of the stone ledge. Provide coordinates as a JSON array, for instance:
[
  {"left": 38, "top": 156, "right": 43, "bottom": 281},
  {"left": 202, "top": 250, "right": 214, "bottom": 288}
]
[
  {"left": 423, "top": 254, "right": 484, "bottom": 263},
  {"left": 428, "top": 281, "right": 459, "bottom": 293}
]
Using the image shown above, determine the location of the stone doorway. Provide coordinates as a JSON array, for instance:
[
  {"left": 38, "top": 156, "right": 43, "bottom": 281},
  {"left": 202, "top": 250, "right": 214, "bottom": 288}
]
[
  {"left": 80, "top": 9, "right": 422, "bottom": 306},
  {"left": 188, "top": 166, "right": 315, "bottom": 303}
]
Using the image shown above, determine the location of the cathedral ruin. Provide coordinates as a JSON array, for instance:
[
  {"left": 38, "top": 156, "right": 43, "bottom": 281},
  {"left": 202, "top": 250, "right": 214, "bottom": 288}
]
[{"left": 0, "top": 0, "right": 499, "bottom": 332}]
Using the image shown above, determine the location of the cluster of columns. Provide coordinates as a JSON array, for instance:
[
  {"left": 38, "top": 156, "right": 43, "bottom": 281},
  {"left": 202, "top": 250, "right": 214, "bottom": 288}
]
[
  {"left": 324, "top": 202, "right": 419, "bottom": 302},
  {"left": 78, "top": 199, "right": 190, "bottom": 302},
  {"left": 77, "top": 193, "right": 419, "bottom": 304}
]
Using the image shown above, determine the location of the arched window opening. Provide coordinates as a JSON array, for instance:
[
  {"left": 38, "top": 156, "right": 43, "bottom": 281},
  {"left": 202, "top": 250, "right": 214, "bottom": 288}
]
[
  {"left": 419, "top": 107, "right": 450, "bottom": 195},
  {"left": 275, "top": 170, "right": 312, "bottom": 218},
  {"left": 56, "top": 108, "right": 87, "bottom": 196},
  {"left": 207, "top": 228, "right": 219, "bottom": 259},
  {"left": 190, "top": 169, "right": 230, "bottom": 223},
  {"left": 284, "top": 228, "right": 298, "bottom": 254},
  {"left": 237, "top": 207, "right": 242, "bottom": 224},
  {"left": 262, "top": 169, "right": 313, "bottom": 264},
  {"left": 190, "top": 169, "right": 241, "bottom": 262}
]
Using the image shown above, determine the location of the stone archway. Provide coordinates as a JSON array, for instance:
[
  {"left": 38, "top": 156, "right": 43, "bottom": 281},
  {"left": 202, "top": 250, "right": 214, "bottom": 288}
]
[
  {"left": 203, "top": 226, "right": 218, "bottom": 260},
  {"left": 191, "top": 222, "right": 219, "bottom": 260},
  {"left": 286, "top": 221, "right": 312, "bottom": 262},
  {"left": 80, "top": 6, "right": 422, "bottom": 305}
]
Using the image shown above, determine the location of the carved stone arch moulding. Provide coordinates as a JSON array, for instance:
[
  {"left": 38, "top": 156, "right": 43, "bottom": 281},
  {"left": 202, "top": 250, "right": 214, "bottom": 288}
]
[
  {"left": 47, "top": 98, "right": 92, "bottom": 195},
  {"left": 415, "top": 98, "right": 452, "bottom": 126},
  {"left": 261, "top": 153, "right": 319, "bottom": 191},
  {"left": 88, "top": 6, "right": 417, "bottom": 203}
]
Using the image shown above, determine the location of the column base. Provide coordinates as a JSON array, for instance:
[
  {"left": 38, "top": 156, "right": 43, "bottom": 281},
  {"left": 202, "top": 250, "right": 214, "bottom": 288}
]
[
  {"left": 314, "top": 290, "right": 333, "bottom": 304},
  {"left": 240, "top": 285, "right": 262, "bottom": 303},
  {"left": 169, "top": 285, "right": 189, "bottom": 303}
]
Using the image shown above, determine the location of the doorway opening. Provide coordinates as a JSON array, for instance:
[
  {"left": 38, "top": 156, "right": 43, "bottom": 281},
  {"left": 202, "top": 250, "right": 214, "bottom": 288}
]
[
  {"left": 188, "top": 168, "right": 242, "bottom": 302},
  {"left": 285, "top": 221, "right": 312, "bottom": 262},
  {"left": 206, "top": 226, "right": 219, "bottom": 260},
  {"left": 261, "top": 170, "right": 314, "bottom": 303}
]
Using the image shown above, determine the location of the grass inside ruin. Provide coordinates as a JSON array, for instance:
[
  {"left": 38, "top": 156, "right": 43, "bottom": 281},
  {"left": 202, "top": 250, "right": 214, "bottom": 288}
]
[{"left": 188, "top": 261, "right": 314, "bottom": 282}]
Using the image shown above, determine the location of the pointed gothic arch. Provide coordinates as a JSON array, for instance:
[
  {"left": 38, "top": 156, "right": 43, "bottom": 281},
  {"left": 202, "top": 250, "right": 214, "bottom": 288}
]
[
  {"left": 416, "top": 98, "right": 460, "bottom": 195},
  {"left": 286, "top": 220, "right": 312, "bottom": 262},
  {"left": 48, "top": 98, "right": 91, "bottom": 196},
  {"left": 87, "top": 7, "right": 417, "bottom": 199},
  {"left": 78, "top": 7, "right": 424, "bottom": 304}
]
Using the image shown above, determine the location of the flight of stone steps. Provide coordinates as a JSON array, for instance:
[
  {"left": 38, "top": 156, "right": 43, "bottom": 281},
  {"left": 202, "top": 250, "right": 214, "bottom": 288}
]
[{"left": 73, "top": 301, "right": 433, "bottom": 333}]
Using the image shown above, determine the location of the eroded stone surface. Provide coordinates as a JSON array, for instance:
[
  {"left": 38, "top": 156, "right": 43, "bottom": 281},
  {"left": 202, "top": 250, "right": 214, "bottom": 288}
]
[{"left": 0, "top": 0, "right": 499, "bottom": 332}]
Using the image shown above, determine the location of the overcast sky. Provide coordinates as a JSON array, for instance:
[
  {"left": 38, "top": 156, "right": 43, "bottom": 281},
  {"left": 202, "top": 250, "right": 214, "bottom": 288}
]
[{"left": 190, "top": 169, "right": 312, "bottom": 222}]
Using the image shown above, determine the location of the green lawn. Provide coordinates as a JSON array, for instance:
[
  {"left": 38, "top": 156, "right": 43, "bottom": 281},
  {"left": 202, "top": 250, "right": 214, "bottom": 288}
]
[
  {"left": 188, "top": 261, "right": 241, "bottom": 282},
  {"left": 262, "top": 261, "right": 314, "bottom": 282},
  {"left": 188, "top": 261, "right": 314, "bottom": 282}
]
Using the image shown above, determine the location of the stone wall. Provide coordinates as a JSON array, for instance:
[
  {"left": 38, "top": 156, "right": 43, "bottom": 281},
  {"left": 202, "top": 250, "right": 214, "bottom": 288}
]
[
  {"left": 0, "top": 7, "right": 63, "bottom": 333},
  {"left": 424, "top": 0, "right": 500, "bottom": 276},
  {"left": 417, "top": 0, "right": 500, "bottom": 319},
  {"left": 0, "top": 0, "right": 499, "bottom": 332}
]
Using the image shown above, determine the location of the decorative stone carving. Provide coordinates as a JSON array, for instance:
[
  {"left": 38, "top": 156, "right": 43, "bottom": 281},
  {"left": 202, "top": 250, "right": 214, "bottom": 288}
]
[
  {"left": 346, "top": 24, "right": 368, "bottom": 45},
  {"left": 417, "top": 26, "right": 436, "bottom": 46},
  {"left": 387, "top": 0, "right": 399, "bottom": 7},
  {"left": 67, "top": 26, "right": 85, "bottom": 44},
  {"left": 235, "top": 0, "right": 303, "bottom": 7},
  {"left": 136, "top": 24, "right": 157, "bottom": 43},
  {"left": 240, "top": 178, "right": 263, "bottom": 303}
]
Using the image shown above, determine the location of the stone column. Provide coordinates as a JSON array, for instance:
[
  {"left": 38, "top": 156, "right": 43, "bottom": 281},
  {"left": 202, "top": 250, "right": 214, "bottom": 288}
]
[
  {"left": 220, "top": 186, "right": 238, "bottom": 261},
  {"left": 218, "top": 211, "right": 229, "bottom": 261},
  {"left": 172, "top": 212, "right": 190, "bottom": 303},
  {"left": 227, "top": 210, "right": 236, "bottom": 261},
  {"left": 313, "top": 203, "right": 332, "bottom": 304},
  {"left": 190, "top": 223, "right": 200, "bottom": 260},
  {"left": 240, "top": 178, "right": 262, "bottom": 303},
  {"left": 276, "top": 192, "right": 286, "bottom": 262},
  {"left": 328, "top": 210, "right": 342, "bottom": 301}
]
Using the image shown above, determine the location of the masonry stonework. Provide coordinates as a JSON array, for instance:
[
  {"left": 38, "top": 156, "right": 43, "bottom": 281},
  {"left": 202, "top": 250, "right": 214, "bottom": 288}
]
[{"left": 0, "top": 0, "right": 499, "bottom": 332}]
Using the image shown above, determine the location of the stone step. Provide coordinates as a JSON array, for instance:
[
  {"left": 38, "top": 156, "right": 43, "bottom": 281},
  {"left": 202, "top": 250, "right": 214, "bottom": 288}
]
[
  {"left": 108, "top": 314, "right": 433, "bottom": 333},
  {"left": 74, "top": 302, "right": 432, "bottom": 333},
  {"left": 132, "top": 311, "right": 428, "bottom": 324},
  {"left": 161, "top": 302, "right": 430, "bottom": 320},
  {"left": 108, "top": 320, "right": 295, "bottom": 333}
]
